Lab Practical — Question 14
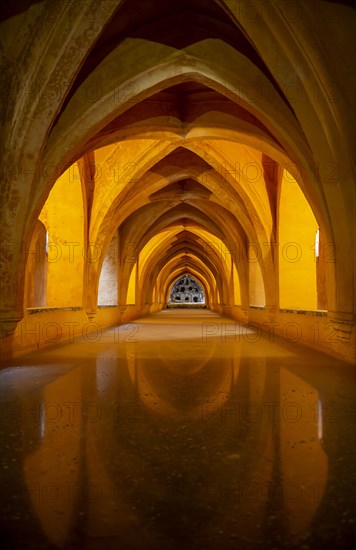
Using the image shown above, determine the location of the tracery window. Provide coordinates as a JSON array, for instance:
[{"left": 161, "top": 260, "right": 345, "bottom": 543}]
[{"left": 169, "top": 274, "right": 205, "bottom": 304}]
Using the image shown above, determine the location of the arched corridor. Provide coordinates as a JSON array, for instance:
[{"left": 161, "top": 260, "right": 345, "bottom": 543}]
[
  {"left": 0, "top": 0, "right": 355, "bottom": 363},
  {"left": 0, "top": 0, "right": 355, "bottom": 547}
]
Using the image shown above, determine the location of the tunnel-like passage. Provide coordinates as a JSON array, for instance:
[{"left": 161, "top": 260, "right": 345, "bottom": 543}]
[
  {"left": 1, "top": 0, "right": 354, "bottom": 363},
  {"left": 0, "top": 2, "right": 355, "bottom": 549}
]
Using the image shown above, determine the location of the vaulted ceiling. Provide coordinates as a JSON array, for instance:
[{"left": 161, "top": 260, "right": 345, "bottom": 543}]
[{"left": 0, "top": 0, "right": 355, "bottom": 319}]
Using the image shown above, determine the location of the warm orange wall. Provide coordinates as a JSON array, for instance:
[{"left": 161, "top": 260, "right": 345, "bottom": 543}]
[
  {"left": 279, "top": 170, "right": 318, "bottom": 310},
  {"left": 39, "top": 165, "right": 85, "bottom": 307},
  {"left": 248, "top": 244, "right": 265, "bottom": 307},
  {"left": 232, "top": 262, "right": 241, "bottom": 305},
  {"left": 126, "top": 262, "right": 137, "bottom": 305}
]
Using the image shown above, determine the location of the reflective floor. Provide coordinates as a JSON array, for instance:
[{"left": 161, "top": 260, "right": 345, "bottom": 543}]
[{"left": 1, "top": 310, "right": 355, "bottom": 549}]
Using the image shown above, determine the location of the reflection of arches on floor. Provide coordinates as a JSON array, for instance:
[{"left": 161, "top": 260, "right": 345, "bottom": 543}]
[
  {"left": 25, "top": 220, "right": 47, "bottom": 308},
  {"left": 125, "top": 342, "right": 239, "bottom": 420},
  {"left": 168, "top": 273, "right": 205, "bottom": 304}
]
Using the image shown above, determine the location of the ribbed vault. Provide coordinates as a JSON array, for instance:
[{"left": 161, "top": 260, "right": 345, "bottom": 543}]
[{"left": 0, "top": 0, "right": 355, "bottom": 362}]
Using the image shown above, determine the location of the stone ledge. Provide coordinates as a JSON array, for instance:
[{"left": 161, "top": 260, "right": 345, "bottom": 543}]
[
  {"left": 27, "top": 307, "right": 83, "bottom": 314},
  {"left": 166, "top": 303, "right": 207, "bottom": 309},
  {"left": 280, "top": 309, "right": 327, "bottom": 316}
]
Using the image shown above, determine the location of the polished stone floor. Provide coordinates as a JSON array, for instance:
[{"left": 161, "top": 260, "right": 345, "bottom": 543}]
[{"left": 1, "top": 310, "right": 355, "bottom": 549}]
